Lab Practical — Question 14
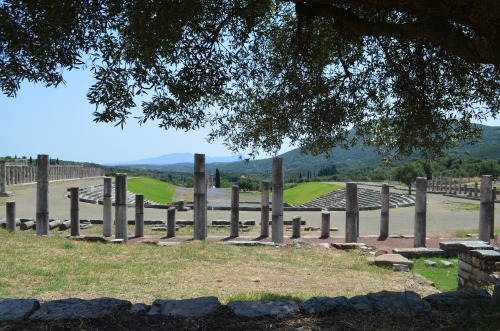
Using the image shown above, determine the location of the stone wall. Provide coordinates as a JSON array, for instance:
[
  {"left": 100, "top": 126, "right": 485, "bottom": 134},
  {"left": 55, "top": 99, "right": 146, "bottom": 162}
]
[{"left": 457, "top": 242, "right": 500, "bottom": 289}]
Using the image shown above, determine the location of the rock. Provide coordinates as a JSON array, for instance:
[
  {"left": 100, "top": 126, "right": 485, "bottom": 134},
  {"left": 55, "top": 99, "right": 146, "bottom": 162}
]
[
  {"left": 317, "top": 243, "right": 330, "bottom": 249},
  {"left": 349, "top": 295, "right": 374, "bottom": 312},
  {"left": 227, "top": 299, "right": 299, "bottom": 318},
  {"left": 424, "top": 289, "right": 492, "bottom": 311},
  {"left": 157, "top": 242, "right": 181, "bottom": 247},
  {"left": 129, "top": 303, "right": 149, "bottom": 314},
  {"left": 301, "top": 296, "right": 354, "bottom": 314},
  {"left": 0, "top": 298, "right": 40, "bottom": 322},
  {"left": 439, "top": 260, "right": 454, "bottom": 267},
  {"left": 332, "top": 243, "right": 367, "bottom": 250},
  {"left": 374, "top": 254, "right": 414, "bottom": 269},
  {"left": 424, "top": 260, "right": 436, "bottom": 267},
  {"left": 148, "top": 297, "right": 221, "bottom": 318},
  {"left": 30, "top": 298, "right": 131, "bottom": 320},
  {"left": 365, "top": 291, "right": 431, "bottom": 314},
  {"left": 393, "top": 264, "right": 410, "bottom": 272}
]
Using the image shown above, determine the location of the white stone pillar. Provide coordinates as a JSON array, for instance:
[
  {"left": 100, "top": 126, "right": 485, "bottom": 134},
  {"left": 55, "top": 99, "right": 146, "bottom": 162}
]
[
  {"left": 260, "top": 181, "right": 270, "bottom": 238},
  {"left": 193, "top": 154, "right": 207, "bottom": 240},
  {"left": 6, "top": 201, "right": 16, "bottom": 232},
  {"left": 135, "top": 194, "right": 144, "bottom": 237},
  {"left": 115, "top": 173, "right": 128, "bottom": 242},
  {"left": 414, "top": 177, "right": 427, "bottom": 247},
  {"left": 102, "top": 177, "right": 112, "bottom": 237},
  {"left": 292, "top": 216, "right": 301, "bottom": 238},
  {"left": 36, "top": 155, "right": 50, "bottom": 236},
  {"left": 271, "top": 157, "right": 284, "bottom": 244},
  {"left": 167, "top": 207, "right": 176, "bottom": 237},
  {"left": 380, "top": 184, "right": 390, "bottom": 238},
  {"left": 479, "top": 175, "right": 494, "bottom": 242},
  {"left": 230, "top": 185, "right": 240, "bottom": 238},
  {"left": 321, "top": 212, "right": 330, "bottom": 238},
  {"left": 70, "top": 187, "right": 80, "bottom": 237},
  {"left": 345, "top": 182, "right": 358, "bottom": 243}
]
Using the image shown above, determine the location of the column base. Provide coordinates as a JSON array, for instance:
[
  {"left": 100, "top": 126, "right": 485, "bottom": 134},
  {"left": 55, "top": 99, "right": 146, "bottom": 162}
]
[{"left": 0, "top": 191, "right": 13, "bottom": 197}]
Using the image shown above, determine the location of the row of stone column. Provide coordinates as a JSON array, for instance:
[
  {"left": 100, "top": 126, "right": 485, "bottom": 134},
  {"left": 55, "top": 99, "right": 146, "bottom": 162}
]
[{"left": 0, "top": 161, "right": 104, "bottom": 188}]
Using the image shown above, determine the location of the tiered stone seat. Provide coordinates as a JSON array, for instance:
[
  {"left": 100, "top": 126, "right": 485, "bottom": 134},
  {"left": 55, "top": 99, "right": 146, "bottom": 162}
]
[
  {"left": 75, "top": 185, "right": 158, "bottom": 206},
  {"left": 301, "top": 188, "right": 415, "bottom": 210}
]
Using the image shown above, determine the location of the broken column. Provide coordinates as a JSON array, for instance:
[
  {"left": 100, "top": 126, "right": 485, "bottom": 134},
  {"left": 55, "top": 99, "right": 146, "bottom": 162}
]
[
  {"left": 321, "top": 212, "right": 330, "bottom": 238},
  {"left": 115, "top": 173, "right": 128, "bottom": 242},
  {"left": 167, "top": 207, "right": 176, "bottom": 237},
  {"left": 36, "top": 154, "right": 50, "bottom": 236},
  {"left": 193, "top": 154, "right": 207, "bottom": 240},
  {"left": 380, "top": 184, "right": 390, "bottom": 238},
  {"left": 292, "top": 216, "right": 301, "bottom": 238},
  {"left": 414, "top": 177, "right": 427, "bottom": 247},
  {"left": 102, "top": 177, "right": 112, "bottom": 237},
  {"left": 260, "top": 181, "right": 270, "bottom": 238},
  {"left": 479, "top": 175, "right": 494, "bottom": 242},
  {"left": 6, "top": 201, "right": 16, "bottom": 232},
  {"left": 70, "top": 187, "right": 80, "bottom": 236},
  {"left": 230, "top": 185, "right": 240, "bottom": 238},
  {"left": 135, "top": 194, "right": 144, "bottom": 237},
  {"left": 345, "top": 182, "right": 358, "bottom": 243},
  {"left": 272, "top": 157, "right": 284, "bottom": 244}
]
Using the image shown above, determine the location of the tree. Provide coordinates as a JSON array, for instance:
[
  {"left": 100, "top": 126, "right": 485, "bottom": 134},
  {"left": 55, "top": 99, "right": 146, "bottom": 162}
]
[
  {"left": 215, "top": 168, "right": 221, "bottom": 188},
  {"left": 236, "top": 177, "right": 261, "bottom": 192},
  {"left": 1, "top": 1, "right": 498, "bottom": 159},
  {"left": 393, "top": 162, "right": 426, "bottom": 194}
]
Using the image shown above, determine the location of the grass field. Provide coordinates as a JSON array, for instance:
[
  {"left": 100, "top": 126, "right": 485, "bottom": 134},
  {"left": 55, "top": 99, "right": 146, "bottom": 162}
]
[
  {"left": 284, "top": 182, "right": 343, "bottom": 206},
  {"left": 411, "top": 257, "right": 459, "bottom": 292},
  {"left": 127, "top": 177, "right": 176, "bottom": 204},
  {"left": 0, "top": 231, "right": 439, "bottom": 304},
  {"left": 453, "top": 229, "right": 500, "bottom": 238}
]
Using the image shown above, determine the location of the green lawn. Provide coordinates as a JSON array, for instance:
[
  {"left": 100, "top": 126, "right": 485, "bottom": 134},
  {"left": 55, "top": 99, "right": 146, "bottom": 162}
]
[
  {"left": 284, "top": 182, "right": 343, "bottom": 206},
  {"left": 411, "top": 257, "right": 458, "bottom": 292},
  {"left": 127, "top": 177, "right": 176, "bottom": 204}
]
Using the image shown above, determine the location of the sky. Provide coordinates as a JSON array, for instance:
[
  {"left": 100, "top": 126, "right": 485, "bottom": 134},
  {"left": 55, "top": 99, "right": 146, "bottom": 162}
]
[
  {"left": 1, "top": 69, "right": 499, "bottom": 165},
  {"left": 0, "top": 69, "right": 294, "bottom": 164}
]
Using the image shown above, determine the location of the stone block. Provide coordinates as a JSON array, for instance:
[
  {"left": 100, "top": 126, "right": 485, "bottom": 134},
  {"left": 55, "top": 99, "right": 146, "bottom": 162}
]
[
  {"left": 458, "top": 242, "right": 493, "bottom": 254},
  {"left": 148, "top": 297, "right": 221, "bottom": 318},
  {"left": 374, "top": 254, "right": 414, "bottom": 270},
  {"left": 440, "top": 260, "right": 454, "bottom": 267},
  {"left": 228, "top": 299, "right": 299, "bottom": 318},
  {"left": 301, "top": 296, "right": 354, "bottom": 314},
  {"left": 424, "top": 260, "right": 436, "bottom": 267},
  {"left": 0, "top": 298, "right": 40, "bottom": 322},
  {"left": 424, "top": 289, "right": 491, "bottom": 311},
  {"left": 393, "top": 264, "right": 410, "bottom": 272},
  {"left": 392, "top": 248, "right": 445, "bottom": 259},
  {"left": 439, "top": 241, "right": 486, "bottom": 251},
  {"left": 332, "top": 243, "right": 367, "bottom": 250},
  {"left": 470, "top": 249, "right": 500, "bottom": 261},
  {"left": 30, "top": 298, "right": 131, "bottom": 320}
]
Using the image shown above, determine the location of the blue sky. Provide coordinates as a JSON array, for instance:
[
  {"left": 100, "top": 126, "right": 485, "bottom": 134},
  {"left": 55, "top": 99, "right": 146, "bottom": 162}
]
[{"left": 1, "top": 69, "right": 499, "bottom": 165}]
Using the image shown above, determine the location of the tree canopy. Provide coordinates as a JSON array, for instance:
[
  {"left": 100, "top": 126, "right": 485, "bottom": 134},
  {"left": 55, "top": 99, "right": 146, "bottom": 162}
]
[{"left": 1, "top": 0, "right": 499, "bottom": 159}]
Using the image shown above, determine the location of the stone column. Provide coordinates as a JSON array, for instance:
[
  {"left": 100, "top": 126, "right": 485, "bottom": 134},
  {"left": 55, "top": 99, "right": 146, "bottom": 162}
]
[
  {"left": 36, "top": 154, "right": 50, "bottom": 236},
  {"left": 475, "top": 181, "right": 479, "bottom": 197},
  {"left": 230, "top": 185, "right": 240, "bottom": 238},
  {"left": 345, "top": 182, "right": 358, "bottom": 243},
  {"left": 321, "top": 212, "right": 330, "bottom": 238},
  {"left": 193, "top": 154, "right": 207, "bottom": 240},
  {"left": 70, "top": 187, "right": 80, "bottom": 236},
  {"left": 459, "top": 175, "right": 463, "bottom": 194},
  {"left": 414, "top": 177, "right": 427, "bottom": 247},
  {"left": 292, "top": 216, "right": 301, "bottom": 238},
  {"left": 6, "top": 201, "right": 16, "bottom": 232},
  {"left": 431, "top": 174, "right": 435, "bottom": 191},
  {"left": 167, "top": 207, "right": 176, "bottom": 237},
  {"left": 449, "top": 176, "right": 453, "bottom": 194},
  {"left": 135, "top": 194, "right": 144, "bottom": 237},
  {"left": 102, "top": 177, "right": 112, "bottom": 237},
  {"left": 115, "top": 173, "right": 128, "bottom": 242},
  {"left": 380, "top": 184, "right": 390, "bottom": 238},
  {"left": 479, "top": 175, "right": 494, "bottom": 242},
  {"left": 272, "top": 157, "right": 284, "bottom": 244},
  {"left": 0, "top": 161, "right": 11, "bottom": 196},
  {"left": 260, "top": 181, "right": 270, "bottom": 238}
]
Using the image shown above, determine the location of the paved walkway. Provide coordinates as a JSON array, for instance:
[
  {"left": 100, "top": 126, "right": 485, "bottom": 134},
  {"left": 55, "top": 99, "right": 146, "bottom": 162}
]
[{"left": 1, "top": 179, "right": 498, "bottom": 243}]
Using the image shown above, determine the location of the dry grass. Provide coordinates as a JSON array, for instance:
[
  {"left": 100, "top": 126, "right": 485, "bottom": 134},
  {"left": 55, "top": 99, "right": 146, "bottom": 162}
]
[{"left": 0, "top": 231, "right": 437, "bottom": 305}]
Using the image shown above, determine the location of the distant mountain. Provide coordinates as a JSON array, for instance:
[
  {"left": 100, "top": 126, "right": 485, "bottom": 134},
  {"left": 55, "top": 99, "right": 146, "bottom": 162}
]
[
  {"left": 109, "top": 124, "right": 500, "bottom": 175},
  {"left": 106, "top": 153, "right": 241, "bottom": 166}
]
